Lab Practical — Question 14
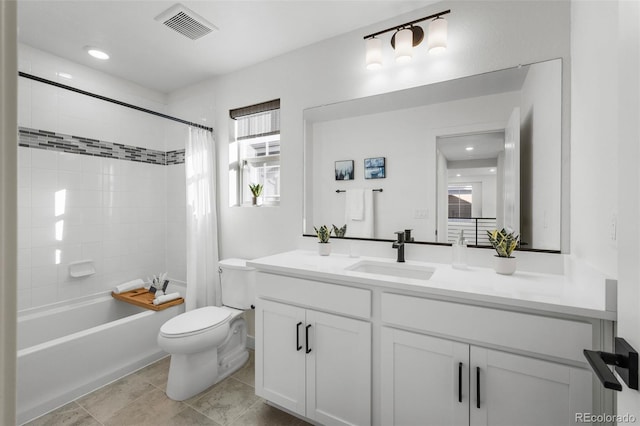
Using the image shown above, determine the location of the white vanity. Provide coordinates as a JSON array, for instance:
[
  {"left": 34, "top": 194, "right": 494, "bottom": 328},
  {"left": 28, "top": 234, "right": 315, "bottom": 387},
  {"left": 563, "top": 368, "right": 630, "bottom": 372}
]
[{"left": 249, "top": 250, "right": 615, "bottom": 426}]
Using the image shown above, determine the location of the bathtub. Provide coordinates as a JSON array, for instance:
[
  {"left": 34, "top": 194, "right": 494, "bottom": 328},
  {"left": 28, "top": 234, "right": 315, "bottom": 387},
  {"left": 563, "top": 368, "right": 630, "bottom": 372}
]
[{"left": 17, "top": 292, "right": 185, "bottom": 424}]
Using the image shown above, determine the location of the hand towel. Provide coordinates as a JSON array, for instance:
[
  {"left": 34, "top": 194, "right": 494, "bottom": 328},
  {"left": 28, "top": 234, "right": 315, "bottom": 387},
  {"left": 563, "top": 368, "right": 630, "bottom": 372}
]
[
  {"left": 344, "top": 190, "right": 374, "bottom": 238},
  {"left": 345, "top": 189, "right": 365, "bottom": 220},
  {"left": 113, "top": 279, "right": 145, "bottom": 294},
  {"left": 153, "top": 292, "right": 182, "bottom": 306}
]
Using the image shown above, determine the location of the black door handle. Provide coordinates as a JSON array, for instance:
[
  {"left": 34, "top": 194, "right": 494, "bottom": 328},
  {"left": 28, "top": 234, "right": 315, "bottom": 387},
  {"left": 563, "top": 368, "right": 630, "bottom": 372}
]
[
  {"left": 584, "top": 337, "right": 638, "bottom": 391},
  {"left": 476, "top": 367, "right": 481, "bottom": 409},
  {"left": 296, "top": 322, "right": 302, "bottom": 351},
  {"left": 305, "top": 324, "right": 312, "bottom": 354},
  {"left": 458, "top": 362, "right": 463, "bottom": 403}
]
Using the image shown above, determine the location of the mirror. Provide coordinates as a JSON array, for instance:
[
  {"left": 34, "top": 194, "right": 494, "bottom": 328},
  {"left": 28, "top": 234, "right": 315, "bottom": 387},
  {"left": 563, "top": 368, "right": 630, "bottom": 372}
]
[{"left": 304, "top": 59, "right": 562, "bottom": 251}]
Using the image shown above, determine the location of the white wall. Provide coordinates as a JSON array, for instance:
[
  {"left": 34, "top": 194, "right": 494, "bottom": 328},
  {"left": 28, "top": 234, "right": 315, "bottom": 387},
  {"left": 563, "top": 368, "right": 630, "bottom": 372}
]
[
  {"left": 309, "top": 92, "right": 515, "bottom": 242},
  {"left": 16, "top": 44, "right": 187, "bottom": 310},
  {"left": 168, "top": 0, "right": 571, "bottom": 261},
  {"left": 570, "top": 2, "right": 618, "bottom": 276}
]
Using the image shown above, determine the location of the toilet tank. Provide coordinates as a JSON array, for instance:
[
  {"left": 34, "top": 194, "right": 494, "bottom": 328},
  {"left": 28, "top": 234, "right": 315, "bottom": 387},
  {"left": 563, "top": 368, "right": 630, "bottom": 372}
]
[{"left": 219, "top": 259, "right": 255, "bottom": 309}]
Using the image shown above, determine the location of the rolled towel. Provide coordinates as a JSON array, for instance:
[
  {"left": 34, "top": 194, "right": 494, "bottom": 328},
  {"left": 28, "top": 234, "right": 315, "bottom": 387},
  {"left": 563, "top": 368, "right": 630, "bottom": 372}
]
[
  {"left": 153, "top": 292, "right": 181, "bottom": 306},
  {"left": 113, "top": 279, "right": 145, "bottom": 294}
]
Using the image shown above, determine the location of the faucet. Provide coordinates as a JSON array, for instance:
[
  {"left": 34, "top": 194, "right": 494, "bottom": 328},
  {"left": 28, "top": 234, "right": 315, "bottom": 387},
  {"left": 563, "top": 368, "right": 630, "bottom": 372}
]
[{"left": 392, "top": 231, "right": 406, "bottom": 263}]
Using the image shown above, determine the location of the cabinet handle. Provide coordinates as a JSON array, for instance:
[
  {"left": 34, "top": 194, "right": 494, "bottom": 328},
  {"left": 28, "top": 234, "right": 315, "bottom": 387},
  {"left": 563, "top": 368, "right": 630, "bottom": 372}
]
[
  {"left": 296, "top": 322, "right": 302, "bottom": 351},
  {"left": 458, "top": 362, "right": 463, "bottom": 403},
  {"left": 476, "top": 367, "right": 481, "bottom": 409},
  {"left": 305, "top": 324, "right": 312, "bottom": 354}
]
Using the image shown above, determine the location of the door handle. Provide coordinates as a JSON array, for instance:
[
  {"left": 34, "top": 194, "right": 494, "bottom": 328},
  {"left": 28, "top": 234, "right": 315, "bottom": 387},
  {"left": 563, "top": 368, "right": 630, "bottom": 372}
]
[
  {"left": 476, "top": 367, "right": 481, "bottom": 409},
  {"left": 296, "top": 322, "right": 302, "bottom": 351},
  {"left": 458, "top": 362, "right": 463, "bottom": 403},
  {"left": 305, "top": 324, "right": 312, "bottom": 354},
  {"left": 584, "top": 337, "right": 638, "bottom": 391}
]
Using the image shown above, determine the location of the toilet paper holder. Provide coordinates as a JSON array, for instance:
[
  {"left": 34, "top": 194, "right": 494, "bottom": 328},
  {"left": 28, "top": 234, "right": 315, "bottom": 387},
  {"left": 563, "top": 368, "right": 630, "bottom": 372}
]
[{"left": 584, "top": 337, "right": 638, "bottom": 391}]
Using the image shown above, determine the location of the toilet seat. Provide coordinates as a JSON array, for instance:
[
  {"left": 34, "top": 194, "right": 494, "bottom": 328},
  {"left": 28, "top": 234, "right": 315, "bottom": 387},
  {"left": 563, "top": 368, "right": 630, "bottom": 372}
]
[{"left": 160, "top": 306, "right": 231, "bottom": 338}]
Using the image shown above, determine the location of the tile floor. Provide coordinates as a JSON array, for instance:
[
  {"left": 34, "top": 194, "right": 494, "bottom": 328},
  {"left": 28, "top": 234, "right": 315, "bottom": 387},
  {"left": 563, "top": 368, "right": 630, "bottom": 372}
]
[{"left": 26, "top": 350, "right": 310, "bottom": 426}]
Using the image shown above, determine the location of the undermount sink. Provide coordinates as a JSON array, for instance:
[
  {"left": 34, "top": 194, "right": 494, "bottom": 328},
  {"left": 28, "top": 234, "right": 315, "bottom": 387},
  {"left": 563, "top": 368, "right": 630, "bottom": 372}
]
[{"left": 346, "top": 260, "right": 435, "bottom": 281}]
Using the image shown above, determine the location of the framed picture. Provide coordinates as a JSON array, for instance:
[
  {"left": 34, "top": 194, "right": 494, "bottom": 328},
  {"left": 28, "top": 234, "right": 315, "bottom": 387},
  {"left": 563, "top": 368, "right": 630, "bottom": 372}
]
[
  {"left": 335, "top": 160, "right": 354, "bottom": 181},
  {"left": 364, "top": 157, "right": 386, "bottom": 179}
]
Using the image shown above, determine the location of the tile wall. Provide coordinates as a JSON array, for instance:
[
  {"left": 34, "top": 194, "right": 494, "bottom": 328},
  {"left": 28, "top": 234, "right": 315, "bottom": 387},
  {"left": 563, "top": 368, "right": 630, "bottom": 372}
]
[{"left": 17, "top": 44, "right": 188, "bottom": 311}]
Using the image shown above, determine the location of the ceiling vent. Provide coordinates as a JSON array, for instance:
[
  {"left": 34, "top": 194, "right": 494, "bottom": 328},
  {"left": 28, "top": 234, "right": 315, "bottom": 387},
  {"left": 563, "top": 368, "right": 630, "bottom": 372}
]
[{"left": 155, "top": 3, "right": 218, "bottom": 40}]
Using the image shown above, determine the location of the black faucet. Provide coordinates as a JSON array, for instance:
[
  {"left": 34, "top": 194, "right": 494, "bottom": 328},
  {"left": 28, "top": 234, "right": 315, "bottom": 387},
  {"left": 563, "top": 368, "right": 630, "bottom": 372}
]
[{"left": 392, "top": 231, "right": 405, "bottom": 262}]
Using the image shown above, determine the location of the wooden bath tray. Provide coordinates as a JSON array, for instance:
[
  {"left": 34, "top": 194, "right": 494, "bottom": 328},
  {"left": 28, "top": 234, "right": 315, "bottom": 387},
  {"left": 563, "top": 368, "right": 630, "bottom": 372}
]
[{"left": 111, "top": 288, "right": 184, "bottom": 311}]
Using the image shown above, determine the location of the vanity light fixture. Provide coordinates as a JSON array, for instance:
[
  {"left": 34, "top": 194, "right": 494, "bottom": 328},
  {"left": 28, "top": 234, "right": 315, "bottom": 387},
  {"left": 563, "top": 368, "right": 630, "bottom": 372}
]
[{"left": 363, "top": 9, "right": 450, "bottom": 69}]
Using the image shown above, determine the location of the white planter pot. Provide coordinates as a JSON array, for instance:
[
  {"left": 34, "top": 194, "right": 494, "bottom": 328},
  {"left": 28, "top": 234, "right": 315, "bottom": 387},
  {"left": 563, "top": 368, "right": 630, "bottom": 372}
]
[
  {"left": 318, "top": 243, "right": 331, "bottom": 256},
  {"left": 494, "top": 256, "right": 516, "bottom": 275}
]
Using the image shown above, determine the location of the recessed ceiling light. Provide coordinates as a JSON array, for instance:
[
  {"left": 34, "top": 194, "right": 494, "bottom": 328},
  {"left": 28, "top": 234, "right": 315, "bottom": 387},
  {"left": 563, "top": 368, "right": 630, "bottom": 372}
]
[
  {"left": 489, "top": 168, "right": 496, "bottom": 172},
  {"left": 456, "top": 173, "right": 461, "bottom": 177},
  {"left": 85, "top": 47, "right": 110, "bottom": 60},
  {"left": 465, "top": 146, "right": 474, "bottom": 151}
]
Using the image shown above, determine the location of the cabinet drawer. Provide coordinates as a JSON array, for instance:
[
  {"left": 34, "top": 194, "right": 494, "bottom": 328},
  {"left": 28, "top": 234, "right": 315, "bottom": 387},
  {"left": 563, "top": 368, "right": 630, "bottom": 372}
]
[
  {"left": 257, "top": 272, "right": 371, "bottom": 319},
  {"left": 381, "top": 293, "right": 592, "bottom": 363}
]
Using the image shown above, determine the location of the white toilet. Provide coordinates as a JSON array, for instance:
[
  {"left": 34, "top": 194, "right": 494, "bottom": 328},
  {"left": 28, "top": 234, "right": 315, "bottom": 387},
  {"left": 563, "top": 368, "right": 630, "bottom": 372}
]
[{"left": 157, "top": 258, "right": 255, "bottom": 401}]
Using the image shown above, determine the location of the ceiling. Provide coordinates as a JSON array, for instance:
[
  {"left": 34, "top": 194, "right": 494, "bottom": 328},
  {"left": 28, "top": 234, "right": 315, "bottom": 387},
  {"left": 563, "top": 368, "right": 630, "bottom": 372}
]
[{"left": 17, "top": 0, "right": 433, "bottom": 93}]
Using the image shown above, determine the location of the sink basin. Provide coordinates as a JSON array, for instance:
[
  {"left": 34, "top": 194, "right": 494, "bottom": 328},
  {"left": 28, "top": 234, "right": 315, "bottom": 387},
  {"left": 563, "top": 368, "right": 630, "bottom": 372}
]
[{"left": 346, "top": 260, "right": 434, "bottom": 281}]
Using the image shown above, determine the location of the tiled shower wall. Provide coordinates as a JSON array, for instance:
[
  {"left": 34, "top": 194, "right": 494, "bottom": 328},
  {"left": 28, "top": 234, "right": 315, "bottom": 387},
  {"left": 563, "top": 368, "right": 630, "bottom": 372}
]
[{"left": 17, "top": 44, "right": 188, "bottom": 310}]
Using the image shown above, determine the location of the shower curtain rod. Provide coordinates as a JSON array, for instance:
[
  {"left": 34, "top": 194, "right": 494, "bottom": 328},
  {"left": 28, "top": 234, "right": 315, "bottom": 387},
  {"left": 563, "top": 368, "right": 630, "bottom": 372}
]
[{"left": 18, "top": 72, "right": 214, "bottom": 132}]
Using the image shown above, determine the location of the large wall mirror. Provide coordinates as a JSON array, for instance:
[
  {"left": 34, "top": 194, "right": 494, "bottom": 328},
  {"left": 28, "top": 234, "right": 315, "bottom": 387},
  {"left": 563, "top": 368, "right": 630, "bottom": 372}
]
[{"left": 303, "top": 59, "right": 562, "bottom": 251}]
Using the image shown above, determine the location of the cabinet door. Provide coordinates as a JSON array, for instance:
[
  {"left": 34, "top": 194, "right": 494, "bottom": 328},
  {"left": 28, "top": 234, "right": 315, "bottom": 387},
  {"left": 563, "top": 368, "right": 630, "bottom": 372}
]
[
  {"left": 470, "top": 347, "right": 592, "bottom": 426},
  {"left": 381, "top": 327, "right": 469, "bottom": 426},
  {"left": 255, "top": 299, "right": 306, "bottom": 415},
  {"left": 306, "top": 310, "right": 371, "bottom": 426}
]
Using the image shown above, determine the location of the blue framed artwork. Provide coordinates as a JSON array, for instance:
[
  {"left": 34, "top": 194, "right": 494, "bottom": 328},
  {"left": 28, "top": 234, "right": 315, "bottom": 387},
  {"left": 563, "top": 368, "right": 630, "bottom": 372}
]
[{"left": 364, "top": 157, "right": 385, "bottom": 179}]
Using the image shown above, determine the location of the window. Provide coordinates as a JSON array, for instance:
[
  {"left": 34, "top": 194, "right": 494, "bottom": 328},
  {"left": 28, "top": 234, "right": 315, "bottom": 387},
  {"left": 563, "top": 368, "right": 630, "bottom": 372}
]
[
  {"left": 448, "top": 184, "right": 472, "bottom": 218},
  {"left": 229, "top": 99, "right": 280, "bottom": 206}
]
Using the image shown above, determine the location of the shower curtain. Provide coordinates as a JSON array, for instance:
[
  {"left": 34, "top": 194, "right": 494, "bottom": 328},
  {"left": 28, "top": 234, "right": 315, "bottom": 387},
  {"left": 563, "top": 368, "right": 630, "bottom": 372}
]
[{"left": 185, "top": 127, "right": 219, "bottom": 311}]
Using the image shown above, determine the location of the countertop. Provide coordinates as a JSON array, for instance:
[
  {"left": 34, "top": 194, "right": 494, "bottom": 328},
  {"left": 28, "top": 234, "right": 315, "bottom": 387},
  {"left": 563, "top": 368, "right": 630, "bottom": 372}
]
[{"left": 248, "top": 250, "right": 616, "bottom": 321}]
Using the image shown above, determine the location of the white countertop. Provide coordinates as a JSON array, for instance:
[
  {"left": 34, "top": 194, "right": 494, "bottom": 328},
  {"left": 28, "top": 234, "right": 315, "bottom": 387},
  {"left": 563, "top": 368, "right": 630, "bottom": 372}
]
[{"left": 248, "top": 250, "right": 616, "bottom": 321}]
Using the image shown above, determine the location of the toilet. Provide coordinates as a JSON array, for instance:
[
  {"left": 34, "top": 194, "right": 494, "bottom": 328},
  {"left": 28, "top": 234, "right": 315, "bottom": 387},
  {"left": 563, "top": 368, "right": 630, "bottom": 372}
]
[{"left": 157, "top": 258, "right": 255, "bottom": 401}]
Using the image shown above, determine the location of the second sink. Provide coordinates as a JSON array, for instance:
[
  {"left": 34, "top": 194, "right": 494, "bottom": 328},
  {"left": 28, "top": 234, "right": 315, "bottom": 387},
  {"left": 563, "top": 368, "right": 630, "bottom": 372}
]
[{"left": 346, "top": 260, "right": 435, "bottom": 281}]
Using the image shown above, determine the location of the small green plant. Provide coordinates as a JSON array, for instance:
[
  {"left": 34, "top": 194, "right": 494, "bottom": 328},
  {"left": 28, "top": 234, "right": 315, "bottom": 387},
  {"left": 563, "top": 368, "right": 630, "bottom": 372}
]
[
  {"left": 249, "top": 183, "right": 263, "bottom": 197},
  {"left": 314, "top": 225, "right": 331, "bottom": 243},
  {"left": 332, "top": 224, "right": 347, "bottom": 238},
  {"left": 487, "top": 228, "right": 520, "bottom": 258}
]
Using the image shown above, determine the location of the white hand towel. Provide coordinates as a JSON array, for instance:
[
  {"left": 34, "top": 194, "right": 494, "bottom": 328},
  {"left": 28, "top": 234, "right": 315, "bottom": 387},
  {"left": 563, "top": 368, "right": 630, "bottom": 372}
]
[
  {"left": 153, "top": 292, "right": 182, "bottom": 306},
  {"left": 346, "top": 189, "right": 365, "bottom": 220},
  {"left": 113, "top": 279, "right": 145, "bottom": 294},
  {"left": 344, "top": 190, "right": 374, "bottom": 238}
]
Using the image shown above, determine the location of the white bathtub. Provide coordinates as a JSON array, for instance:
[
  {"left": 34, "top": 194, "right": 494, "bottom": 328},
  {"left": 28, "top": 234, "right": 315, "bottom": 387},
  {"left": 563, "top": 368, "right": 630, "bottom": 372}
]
[{"left": 17, "top": 292, "right": 185, "bottom": 424}]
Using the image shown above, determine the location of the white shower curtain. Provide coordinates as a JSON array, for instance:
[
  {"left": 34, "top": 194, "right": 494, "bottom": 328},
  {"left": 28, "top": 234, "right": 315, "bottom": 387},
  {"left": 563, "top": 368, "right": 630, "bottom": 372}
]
[{"left": 185, "top": 127, "right": 219, "bottom": 311}]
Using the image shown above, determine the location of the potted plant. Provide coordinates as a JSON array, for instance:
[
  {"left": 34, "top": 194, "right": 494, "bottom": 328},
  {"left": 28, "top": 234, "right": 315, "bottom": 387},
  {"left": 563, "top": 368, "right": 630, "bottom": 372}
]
[
  {"left": 248, "top": 183, "right": 263, "bottom": 206},
  {"left": 314, "top": 225, "right": 331, "bottom": 256},
  {"left": 486, "top": 228, "right": 520, "bottom": 275},
  {"left": 332, "top": 224, "right": 347, "bottom": 238}
]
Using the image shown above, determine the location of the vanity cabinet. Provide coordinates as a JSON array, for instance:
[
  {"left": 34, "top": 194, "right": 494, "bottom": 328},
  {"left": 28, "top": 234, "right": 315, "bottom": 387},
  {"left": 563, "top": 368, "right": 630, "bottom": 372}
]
[
  {"left": 381, "top": 293, "right": 594, "bottom": 426},
  {"left": 382, "top": 327, "right": 592, "bottom": 426},
  {"left": 255, "top": 273, "right": 372, "bottom": 426}
]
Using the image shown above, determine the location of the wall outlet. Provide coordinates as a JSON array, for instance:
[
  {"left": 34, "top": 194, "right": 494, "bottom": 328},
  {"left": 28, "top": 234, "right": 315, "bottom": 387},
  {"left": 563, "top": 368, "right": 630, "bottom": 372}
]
[{"left": 414, "top": 209, "right": 428, "bottom": 219}]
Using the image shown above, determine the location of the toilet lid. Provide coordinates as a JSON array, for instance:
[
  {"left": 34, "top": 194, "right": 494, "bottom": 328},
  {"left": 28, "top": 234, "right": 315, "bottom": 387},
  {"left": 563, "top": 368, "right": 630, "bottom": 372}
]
[{"left": 160, "top": 306, "right": 231, "bottom": 336}]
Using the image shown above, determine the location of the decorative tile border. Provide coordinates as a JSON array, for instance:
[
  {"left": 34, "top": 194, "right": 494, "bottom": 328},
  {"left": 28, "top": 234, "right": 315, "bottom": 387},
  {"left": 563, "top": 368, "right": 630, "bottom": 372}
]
[
  {"left": 18, "top": 127, "right": 186, "bottom": 165},
  {"left": 166, "top": 150, "right": 185, "bottom": 165}
]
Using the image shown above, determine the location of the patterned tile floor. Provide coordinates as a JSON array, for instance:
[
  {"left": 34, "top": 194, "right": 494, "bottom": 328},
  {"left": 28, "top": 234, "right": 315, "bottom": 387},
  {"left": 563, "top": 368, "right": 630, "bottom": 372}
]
[{"left": 26, "top": 350, "right": 310, "bottom": 426}]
